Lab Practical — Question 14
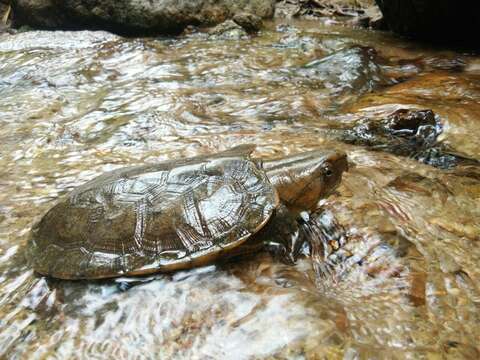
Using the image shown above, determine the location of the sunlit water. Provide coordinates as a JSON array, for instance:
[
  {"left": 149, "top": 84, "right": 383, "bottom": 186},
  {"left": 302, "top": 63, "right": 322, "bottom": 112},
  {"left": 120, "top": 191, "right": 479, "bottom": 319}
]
[{"left": 0, "top": 19, "right": 479, "bottom": 359}]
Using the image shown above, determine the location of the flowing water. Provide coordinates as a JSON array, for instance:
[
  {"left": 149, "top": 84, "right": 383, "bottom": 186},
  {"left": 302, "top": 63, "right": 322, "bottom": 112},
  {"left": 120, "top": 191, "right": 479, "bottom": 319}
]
[{"left": 0, "top": 18, "right": 479, "bottom": 359}]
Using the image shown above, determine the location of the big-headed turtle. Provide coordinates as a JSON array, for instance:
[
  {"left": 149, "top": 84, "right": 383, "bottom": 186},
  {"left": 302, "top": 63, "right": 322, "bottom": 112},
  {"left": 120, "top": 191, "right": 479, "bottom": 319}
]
[{"left": 28, "top": 145, "right": 348, "bottom": 279}]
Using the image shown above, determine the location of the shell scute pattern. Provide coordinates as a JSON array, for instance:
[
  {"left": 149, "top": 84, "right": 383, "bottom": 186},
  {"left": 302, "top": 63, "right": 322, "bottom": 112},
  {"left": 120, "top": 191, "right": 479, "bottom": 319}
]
[{"left": 29, "top": 152, "right": 278, "bottom": 279}]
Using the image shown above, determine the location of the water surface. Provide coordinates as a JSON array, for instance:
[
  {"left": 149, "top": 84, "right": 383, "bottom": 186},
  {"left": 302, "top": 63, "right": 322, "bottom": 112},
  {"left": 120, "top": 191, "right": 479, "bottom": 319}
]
[{"left": 0, "top": 19, "right": 479, "bottom": 359}]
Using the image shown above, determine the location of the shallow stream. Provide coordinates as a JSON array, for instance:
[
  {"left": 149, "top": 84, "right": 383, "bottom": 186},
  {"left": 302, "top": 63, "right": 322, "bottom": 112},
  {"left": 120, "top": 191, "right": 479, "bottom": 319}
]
[{"left": 0, "top": 18, "right": 479, "bottom": 359}]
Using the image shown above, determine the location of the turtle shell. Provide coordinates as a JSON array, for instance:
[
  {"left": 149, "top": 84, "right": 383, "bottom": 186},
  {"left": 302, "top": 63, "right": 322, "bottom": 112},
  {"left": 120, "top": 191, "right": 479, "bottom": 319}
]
[{"left": 28, "top": 145, "right": 279, "bottom": 279}]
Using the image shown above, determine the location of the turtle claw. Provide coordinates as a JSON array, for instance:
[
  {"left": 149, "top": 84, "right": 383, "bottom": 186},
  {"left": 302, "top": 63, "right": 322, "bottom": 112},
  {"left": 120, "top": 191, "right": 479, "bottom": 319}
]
[{"left": 114, "top": 275, "right": 159, "bottom": 292}]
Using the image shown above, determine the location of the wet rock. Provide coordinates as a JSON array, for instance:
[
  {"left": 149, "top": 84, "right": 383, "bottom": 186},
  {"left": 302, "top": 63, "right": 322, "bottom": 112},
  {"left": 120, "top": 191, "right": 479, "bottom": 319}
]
[
  {"left": 208, "top": 19, "right": 248, "bottom": 40},
  {"left": 275, "top": 0, "right": 376, "bottom": 19},
  {"left": 232, "top": 12, "right": 263, "bottom": 33},
  {"left": 346, "top": 72, "right": 480, "bottom": 160},
  {"left": 367, "top": 11, "right": 386, "bottom": 30},
  {"left": 0, "top": 1, "right": 13, "bottom": 34},
  {"left": 295, "top": 46, "right": 388, "bottom": 94},
  {"left": 0, "top": 24, "right": 16, "bottom": 35},
  {"left": 379, "top": 109, "right": 437, "bottom": 136},
  {"left": 339, "top": 109, "right": 478, "bottom": 169},
  {"left": 274, "top": 27, "right": 320, "bottom": 53},
  {"left": 183, "top": 12, "right": 263, "bottom": 39},
  {"left": 351, "top": 5, "right": 386, "bottom": 30},
  {"left": 341, "top": 109, "right": 440, "bottom": 152},
  {"left": 375, "top": 0, "right": 480, "bottom": 46},
  {"left": 414, "top": 148, "right": 459, "bottom": 169},
  {"left": 11, "top": 0, "right": 275, "bottom": 35},
  {"left": 369, "top": 17, "right": 386, "bottom": 30}
]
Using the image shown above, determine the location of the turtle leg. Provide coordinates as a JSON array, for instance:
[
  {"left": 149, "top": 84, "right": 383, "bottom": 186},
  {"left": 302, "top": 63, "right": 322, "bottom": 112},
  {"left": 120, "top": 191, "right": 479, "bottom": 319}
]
[
  {"left": 219, "top": 205, "right": 306, "bottom": 264},
  {"left": 263, "top": 205, "right": 306, "bottom": 265}
]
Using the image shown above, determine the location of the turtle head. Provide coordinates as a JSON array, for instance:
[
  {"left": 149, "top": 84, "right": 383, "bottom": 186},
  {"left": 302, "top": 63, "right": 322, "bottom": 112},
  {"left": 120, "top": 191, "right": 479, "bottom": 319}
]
[{"left": 263, "top": 150, "right": 348, "bottom": 214}]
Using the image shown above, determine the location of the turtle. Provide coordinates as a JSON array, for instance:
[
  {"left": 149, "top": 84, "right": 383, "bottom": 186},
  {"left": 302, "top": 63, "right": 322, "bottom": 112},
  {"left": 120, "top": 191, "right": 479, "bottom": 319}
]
[{"left": 28, "top": 145, "right": 348, "bottom": 280}]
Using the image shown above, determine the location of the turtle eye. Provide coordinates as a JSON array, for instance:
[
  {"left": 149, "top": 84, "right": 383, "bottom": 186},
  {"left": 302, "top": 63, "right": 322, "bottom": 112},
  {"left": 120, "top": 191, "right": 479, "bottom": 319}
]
[{"left": 324, "top": 166, "right": 334, "bottom": 177}]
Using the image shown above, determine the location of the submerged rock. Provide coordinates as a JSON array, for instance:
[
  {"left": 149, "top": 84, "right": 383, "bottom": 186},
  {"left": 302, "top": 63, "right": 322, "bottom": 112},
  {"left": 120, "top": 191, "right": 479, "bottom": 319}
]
[
  {"left": 346, "top": 72, "right": 480, "bottom": 160},
  {"left": 208, "top": 20, "right": 248, "bottom": 40},
  {"left": 11, "top": 0, "right": 275, "bottom": 35},
  {"left": 341, "top": 109, "right": 439, "bottom": 151},
  {"left": 375, "top": 0, "right": 480, "bottom": 45},
  {"left": 339, "top": 109, "right": 478, "bottom": 169},
  {"left": 295, "top": 46, "right": 389, "bottom": 94},
  {"left": 232, "top": 12, "right": 263, "bottom": 33}
]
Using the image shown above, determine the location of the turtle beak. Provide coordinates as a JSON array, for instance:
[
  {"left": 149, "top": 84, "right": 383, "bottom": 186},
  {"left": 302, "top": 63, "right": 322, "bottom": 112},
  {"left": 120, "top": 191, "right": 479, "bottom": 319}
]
[
  {"left": 341, "top": 153, "right": 349, "bottom": 173},
  {"left": 327, "top": 151, "right": 349, "bottom": 195},
  {"left": 330, "top": 151, "right": 349, "bottom": 174}
]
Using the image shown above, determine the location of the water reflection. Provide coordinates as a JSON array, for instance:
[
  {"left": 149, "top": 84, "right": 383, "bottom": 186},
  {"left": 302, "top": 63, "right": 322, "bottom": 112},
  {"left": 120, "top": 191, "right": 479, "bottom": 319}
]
[{"left": 0, "top": 19, "right": 479, "bottom": 358}]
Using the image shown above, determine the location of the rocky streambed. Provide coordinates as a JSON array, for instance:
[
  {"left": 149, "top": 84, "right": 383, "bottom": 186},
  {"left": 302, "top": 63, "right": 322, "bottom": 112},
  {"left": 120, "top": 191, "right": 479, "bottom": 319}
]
[{"left": 0, "top": 9, "right": 479, "bottom": 360}]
